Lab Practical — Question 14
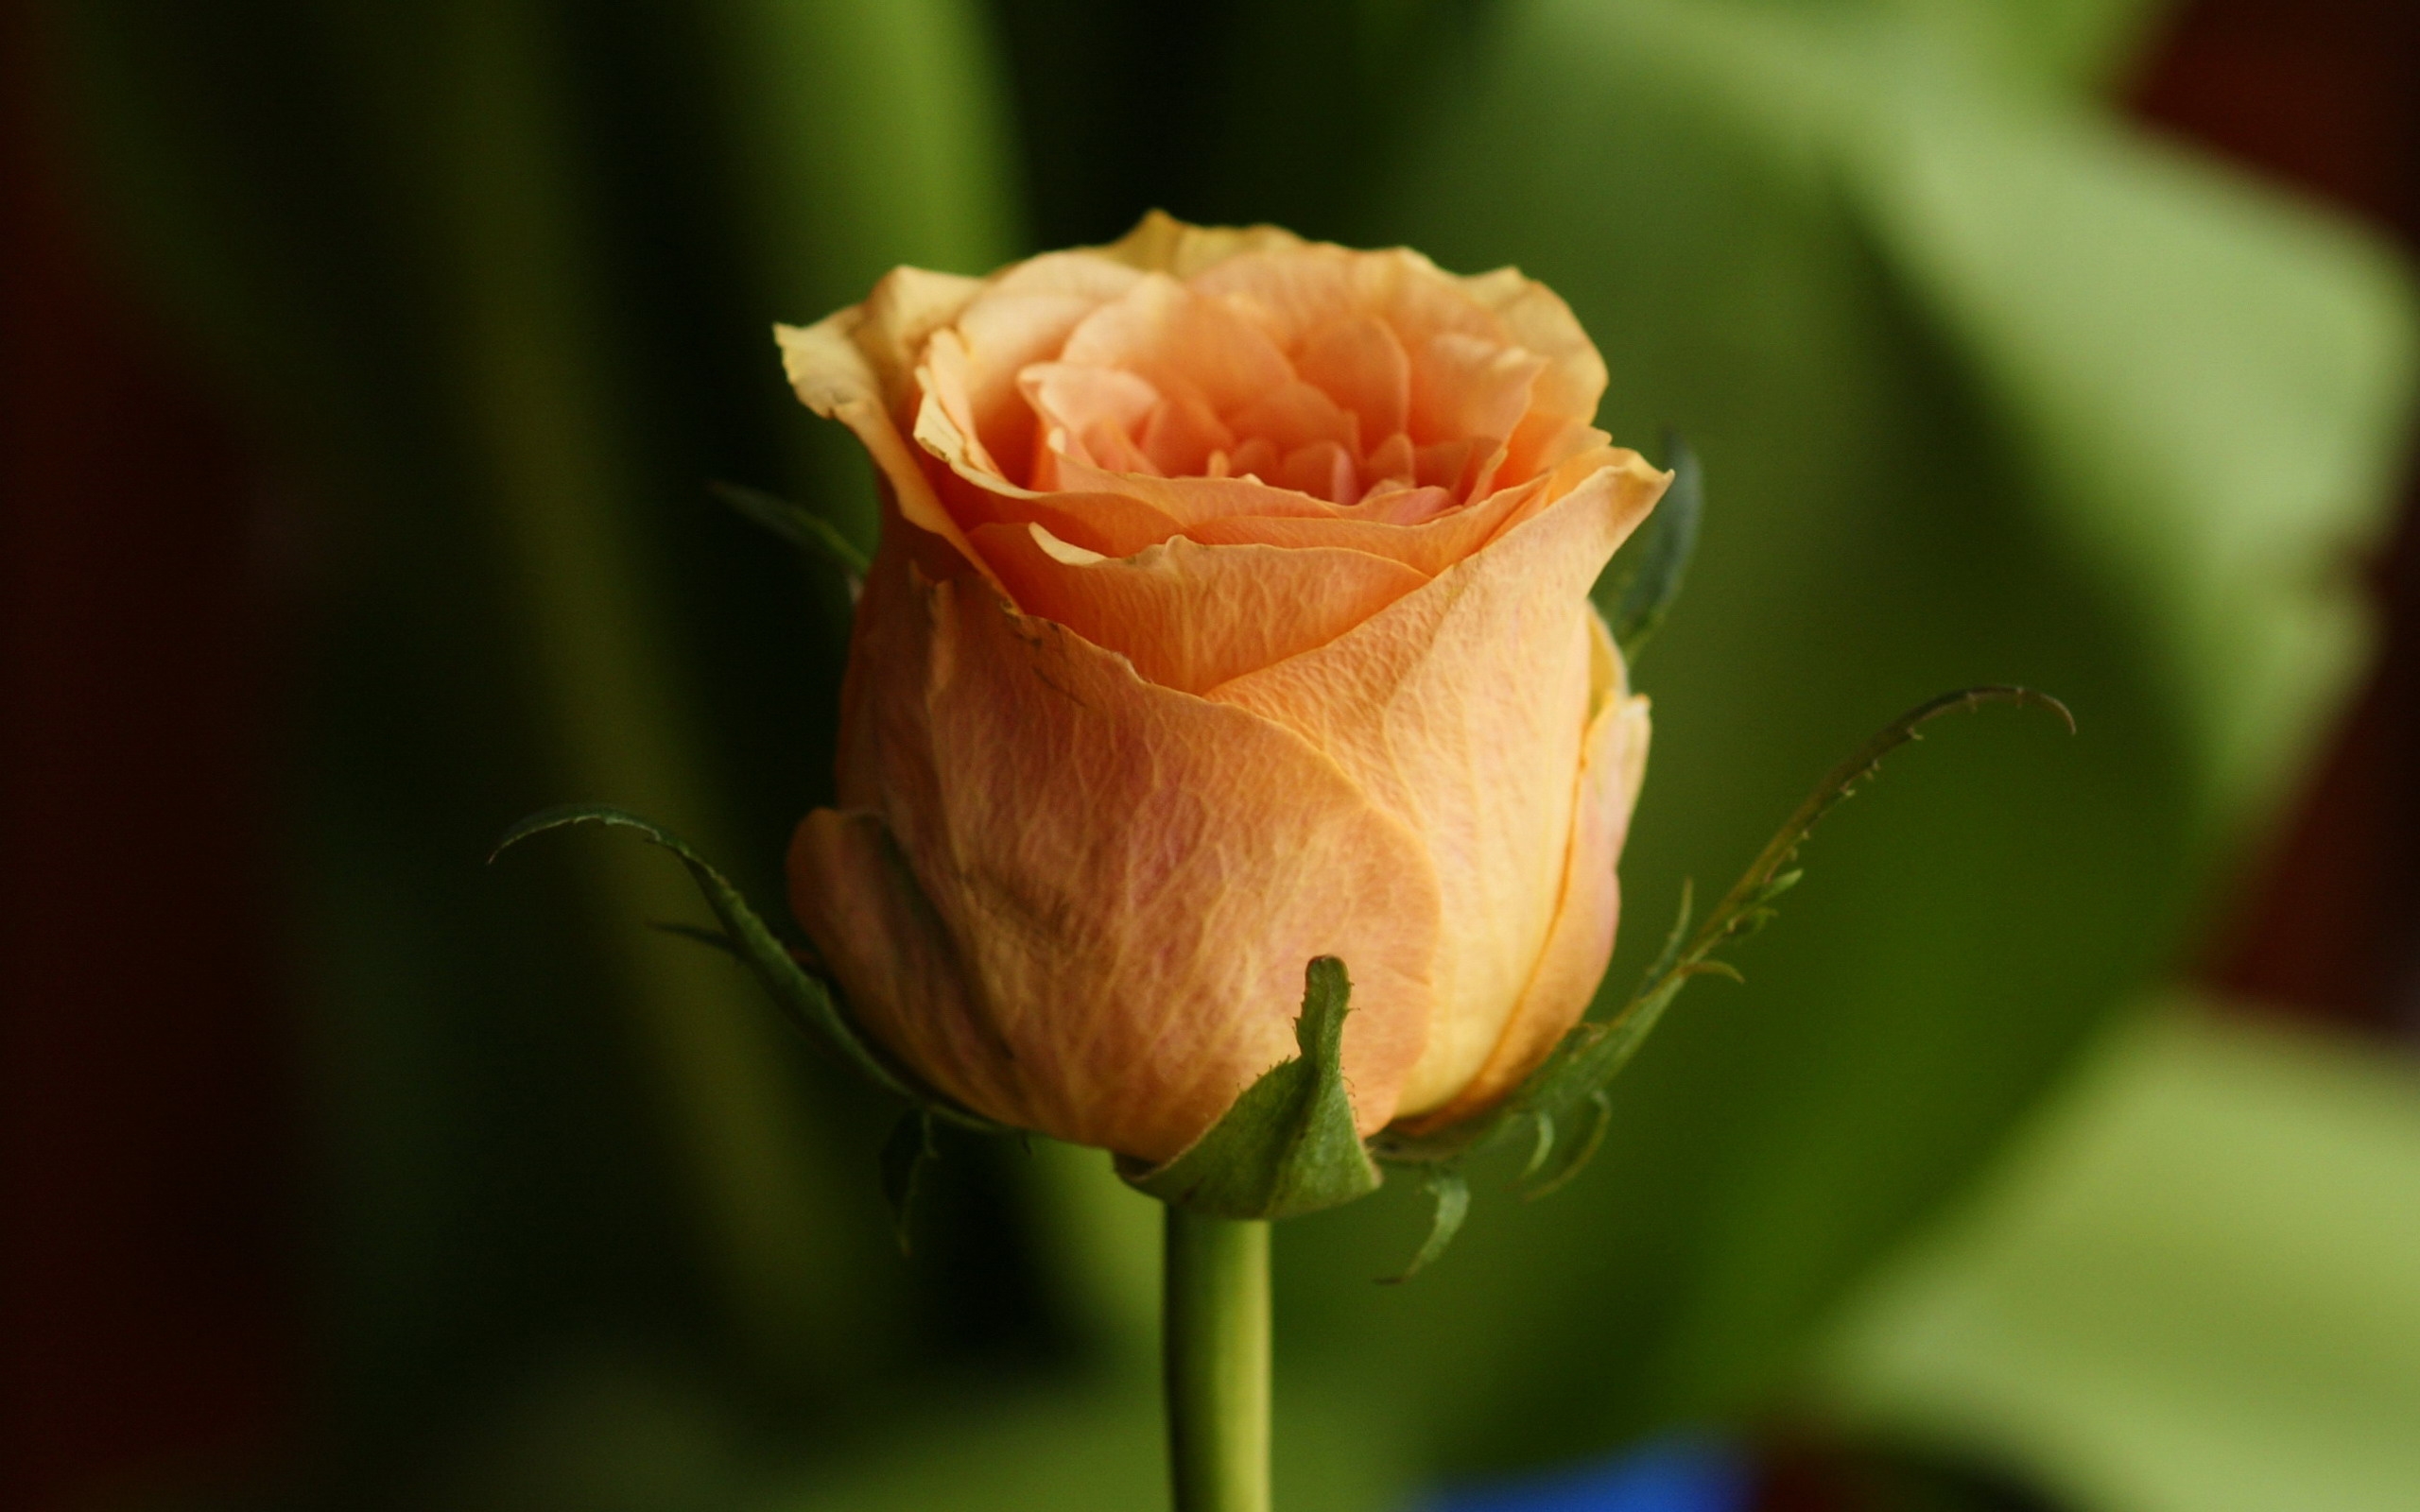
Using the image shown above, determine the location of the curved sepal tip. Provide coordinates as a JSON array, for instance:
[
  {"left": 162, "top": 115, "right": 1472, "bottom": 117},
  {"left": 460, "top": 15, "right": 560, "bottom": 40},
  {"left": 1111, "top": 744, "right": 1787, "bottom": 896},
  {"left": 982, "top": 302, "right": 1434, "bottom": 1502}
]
[{"left": 1121, "top": 957, "right": 1382, "bottom": 1221}]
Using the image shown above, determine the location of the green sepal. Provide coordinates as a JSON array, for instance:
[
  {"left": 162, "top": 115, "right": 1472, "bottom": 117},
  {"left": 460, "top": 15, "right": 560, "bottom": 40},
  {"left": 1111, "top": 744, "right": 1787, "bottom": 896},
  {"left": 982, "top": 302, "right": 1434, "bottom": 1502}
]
[
  {"left": 490, "top": 802, "right": 1009, "bottom": 1135},
  {"left": 1523, "top": 1090, "right": 1612, "bottom": 1199},
  {"left": 1604, "top": 429, "right": 1703, "bottom": 662},
  {"left": 1378, "top": 685, "right": 2072, "bottom": 1203},
  {"left": 1120, "top": 957, "right": 1382, "bottom": 1220},
  {"left": 1381, "top": 1167, "right": 1470, "bottom": 1284},
  {"left": 710, "top": 480, "right": 872, "bottom": 586},
  {"left": 878, "top": 1109, "right": 938, "bottom": 1256}
]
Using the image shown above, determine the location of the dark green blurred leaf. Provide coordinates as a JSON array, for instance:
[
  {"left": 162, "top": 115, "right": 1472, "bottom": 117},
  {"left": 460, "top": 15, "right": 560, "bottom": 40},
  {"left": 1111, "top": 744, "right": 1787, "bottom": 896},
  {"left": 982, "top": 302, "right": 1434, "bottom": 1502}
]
[
  {"left": 711, "top": 479, "right": 872, "bottom": 585},
  {"left": 493, "top": 801, "right": 1008, "bottom": 1133},
  {"left": 648, "top": 919, "right": 748, "bottom": 961},
  {"left": 1607, "top": 429, "right": 1703, "bottom": 662},
  {"left": 1380, "top": 688, "right": 2072, "bottom": 1261},
  {"left": 45, "top": 0, "right": 1040, "bottom": 1457},
  {"left": 1522, "top": 687, "right": 2071, "bottom": 1176}
]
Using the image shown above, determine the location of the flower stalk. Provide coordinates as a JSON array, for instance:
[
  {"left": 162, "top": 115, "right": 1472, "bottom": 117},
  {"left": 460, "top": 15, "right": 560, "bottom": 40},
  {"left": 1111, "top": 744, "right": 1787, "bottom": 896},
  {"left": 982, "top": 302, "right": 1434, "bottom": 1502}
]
[{"left": 1164, "top": 1208, "right": 1271, "bottom": 1512}]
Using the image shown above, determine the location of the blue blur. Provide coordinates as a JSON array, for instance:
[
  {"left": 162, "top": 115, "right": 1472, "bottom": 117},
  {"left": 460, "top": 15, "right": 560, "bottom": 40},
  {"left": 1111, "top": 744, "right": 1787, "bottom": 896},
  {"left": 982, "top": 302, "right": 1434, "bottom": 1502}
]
[{"left": 1420, "top": 1435, "right": 1754, "bottom": 1512}]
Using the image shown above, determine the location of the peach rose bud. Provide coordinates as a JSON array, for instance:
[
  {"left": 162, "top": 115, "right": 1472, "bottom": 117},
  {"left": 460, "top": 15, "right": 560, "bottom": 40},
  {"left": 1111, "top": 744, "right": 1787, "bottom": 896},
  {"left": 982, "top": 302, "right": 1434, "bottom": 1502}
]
[{"left": 778, "top": 214, "right": 1665, "bottom": 1166}]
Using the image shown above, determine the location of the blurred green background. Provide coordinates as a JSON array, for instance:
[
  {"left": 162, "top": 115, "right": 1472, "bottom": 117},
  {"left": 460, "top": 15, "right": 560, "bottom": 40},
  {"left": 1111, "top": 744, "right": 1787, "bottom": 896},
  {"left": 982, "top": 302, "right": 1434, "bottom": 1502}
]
[{"left": 8, "top": 1, "right": 2419, "bottom": 1509}]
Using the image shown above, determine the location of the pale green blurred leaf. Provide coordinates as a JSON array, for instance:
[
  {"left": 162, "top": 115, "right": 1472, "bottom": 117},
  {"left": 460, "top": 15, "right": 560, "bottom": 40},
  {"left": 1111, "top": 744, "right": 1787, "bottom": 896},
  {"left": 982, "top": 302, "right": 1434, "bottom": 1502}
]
[
  {"left": 1855, "top": 83, "right": 2416, "bottom": 825},
  {"left": 1813, "top": 1004, "right": 2420, "bottom": 1512},
  {"left": 1267, "top": 0, "right": 2417, "bottom": 1473}
]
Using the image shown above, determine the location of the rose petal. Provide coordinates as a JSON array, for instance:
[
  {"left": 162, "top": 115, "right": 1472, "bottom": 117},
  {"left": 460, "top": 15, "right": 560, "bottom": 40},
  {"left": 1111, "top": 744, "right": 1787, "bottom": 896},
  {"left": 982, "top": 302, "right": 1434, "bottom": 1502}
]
[
  {"left": 1049, "top": 452, "right": 1340, "bottom": 525},
  {"left": 1019, "top": 361, "right": 1162, "bottom": 458},
  {"left": 974, "top": 522, "right": 1428, "bottom": 693},
  {"left": 920, "top": 430, "right": 1357, "bottom": 561},
  {"left": 1075, "top": 415, "right": 1162, "bottom": 476},
  {"left": 1228, "top": 379, "right": 1360, "bottom": 455},
  {"left": 1395, "top": 611, "right": 1651, "bottom": 1130},
  {"left": 1296, "top": 315, "right": 1411, "bottom": 442},
  {"left": 1362, "top": 432, "right": 1417, "bottom": 490},
  {"left": 798, "top": 537, "right": 1443, "bottom": 1160},
  {"left": 1100, "top": 209, "right": 1305, "bottom": 280},
  {"left": 1226, "top": 437, "right": 1280, "bottom": 482},
  {"left": 1459, "top": 266, "right": 1608, "bottom": 422},
  {"left": 1277, "top": 440, "right": 1357, "bottom": 505},
  {"left": 937, "top": 467, "right": 1185, "bottom": 558},
  {"left": 848, "top": 265, "right": 987, "bottom": 409},
  {"left": 1409, "top": 331, "right": 1547, "bottom": 449},
  {"left": 1139, "top": 374, "right": 1236, "bottom": 477},
  {"left": 1349, "top": 484, "right": 1457, "bottom": 525},
  {"left": 1208, "top": 456, "right": 1668, "bottom": 1114},
  {"left": 919, "top": 329, "right": 1005, "bottom": 477},
  {"left": 1194, "top": 249, "right": 1357, "bottom": 351},
  {"left": 1415, "top": 438, "right": 1482, "bottom": 496},
  {"left": 778, "top": 314, "right": 994, "bottom": 586},
  {"left": 1061, "top": 273, "right": 1296, "bottom": 414},
  {"left": 1178, "top": 474, "right": 1542, "bottom": 575},
  {"left": 1501, "top": 415, "right": 1612, "bottom": 490},
  {"left": 981, "top": 250, "right": 1143, "bottom": 306},
  {"left": 945, "top": 252, "right": 1146, "bottom": 481},
  {"left": 1192, "top": 245, "right": 1503, "bottom": 358},
  {"left": 789, "top": 805, "right": 996, "bottom": 1087}
]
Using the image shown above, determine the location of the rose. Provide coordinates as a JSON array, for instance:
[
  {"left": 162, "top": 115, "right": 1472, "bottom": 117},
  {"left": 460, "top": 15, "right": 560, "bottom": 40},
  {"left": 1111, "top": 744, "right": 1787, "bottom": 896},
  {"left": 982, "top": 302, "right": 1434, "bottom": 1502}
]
[{"left": 778, "top": 213, "right": 1664, "bottom": 1164}]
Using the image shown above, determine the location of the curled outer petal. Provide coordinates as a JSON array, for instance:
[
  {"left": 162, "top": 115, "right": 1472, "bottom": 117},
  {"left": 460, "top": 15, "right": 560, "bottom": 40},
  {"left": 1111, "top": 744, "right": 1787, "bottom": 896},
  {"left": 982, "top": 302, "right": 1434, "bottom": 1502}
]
[
  {"left": 972, "top": 524, "right": 1429, "bottom": 695},
  {"left": 1211, "top": 454, "right": 1668, "bottom": 1116},
  {"left": 777, "top": 298, "right": 995, "bottom": 587},
  {"left": 788, "top": 525, "right": 1446, "bottom": 1163},
  {"left": 1395, "top": 610, "right": 1651, "bottom": 1133}
]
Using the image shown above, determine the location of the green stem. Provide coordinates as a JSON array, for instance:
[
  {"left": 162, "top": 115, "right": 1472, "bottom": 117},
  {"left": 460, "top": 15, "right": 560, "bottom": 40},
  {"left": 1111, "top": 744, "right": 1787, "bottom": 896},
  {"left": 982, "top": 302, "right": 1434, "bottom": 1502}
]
[{"left": 1164, "top": 1208, "right": 1271, "bottom": 1512}]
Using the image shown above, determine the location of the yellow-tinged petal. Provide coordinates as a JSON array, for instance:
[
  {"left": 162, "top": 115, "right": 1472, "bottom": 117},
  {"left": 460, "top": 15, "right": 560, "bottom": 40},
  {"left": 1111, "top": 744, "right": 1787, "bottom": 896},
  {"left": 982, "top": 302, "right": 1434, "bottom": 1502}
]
[
  {"left": 973, "top": 523, "right": 1428, "bottom": 693},
  {"left": 849, "top": 265, "right": 988, "bottom": 409},
  {"left": 796, "top": 538, "right": 1446, "bottom": 1161},
  {"left": 1098, "top": 209, "right": 1305, "bottom": 279},
  {"left": 918, "top": 328, "right": 1010, "bottom": 478},
  {"left": 776, "top": 315, "right": 992, "bottom": 581},
  {"left": 1209, "top": 455, "right": 1668, "bottom": 1115}
]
